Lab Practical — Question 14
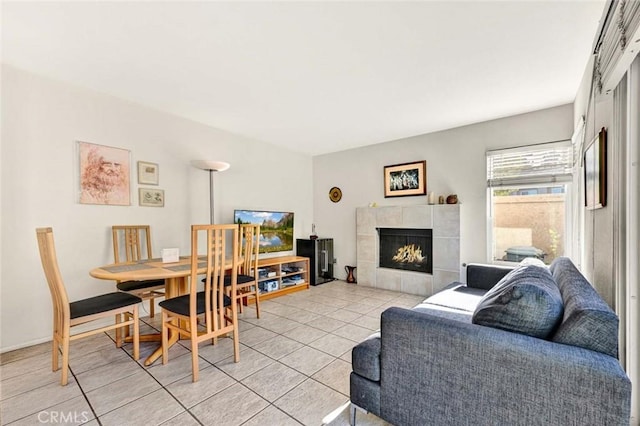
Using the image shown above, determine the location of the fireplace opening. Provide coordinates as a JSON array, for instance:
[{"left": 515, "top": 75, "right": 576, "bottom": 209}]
[{"left": 378, "top": 228, "right": 432, "bottom": 274}]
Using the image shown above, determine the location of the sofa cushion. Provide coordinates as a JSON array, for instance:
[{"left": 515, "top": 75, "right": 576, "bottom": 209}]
[
  {"left": 422, "top": 282, "right": 487, "bottom": 313},
  {"left": 352, "top": 332, "right": 381, "bottom": 382},
  {"left": 550, "top": 257, "right": 619, "bottom": 357},
  {"left": 471, "top": 264, "right": 563, "bottom": 338}
]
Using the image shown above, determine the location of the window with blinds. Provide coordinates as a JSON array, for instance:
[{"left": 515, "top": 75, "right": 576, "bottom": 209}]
[
  {"left": 486, "top": 141, "right": 573, "bottom": 264},
  {"left": 486, "top": 141, "right": 573, "bottom": 187},
  {"left": 595, "top": 0, "right": 640, "bottom": 93}
]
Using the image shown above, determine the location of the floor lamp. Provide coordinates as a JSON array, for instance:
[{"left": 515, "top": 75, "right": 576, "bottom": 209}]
[{"left": 191, "top": 160, "right": 231, "bottom": 224}]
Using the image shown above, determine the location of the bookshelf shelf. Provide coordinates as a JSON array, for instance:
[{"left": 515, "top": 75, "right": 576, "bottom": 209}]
[{"left": 246, "top": 255, "right": 310, "bottom": 303}]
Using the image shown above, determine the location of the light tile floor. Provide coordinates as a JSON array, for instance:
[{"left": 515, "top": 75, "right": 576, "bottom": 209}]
[{"left": 1, "top": 281, "right": 424, "bottom": 425}]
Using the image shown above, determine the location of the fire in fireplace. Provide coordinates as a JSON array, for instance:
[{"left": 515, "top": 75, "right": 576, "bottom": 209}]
[{"left": 378, "top": 228, "right": 433, "bottom": 274}]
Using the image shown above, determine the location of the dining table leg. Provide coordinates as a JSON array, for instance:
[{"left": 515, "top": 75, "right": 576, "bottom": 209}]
[{"left": 144, "top": 276, "right": 188, "bottom": 366}]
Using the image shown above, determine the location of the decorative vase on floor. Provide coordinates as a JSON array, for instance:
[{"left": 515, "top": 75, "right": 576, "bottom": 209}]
[{"left": 345, "top": 266, "right": 357, "bottom": 284}]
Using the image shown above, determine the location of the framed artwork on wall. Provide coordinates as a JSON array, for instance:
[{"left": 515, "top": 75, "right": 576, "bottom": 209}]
[
  {"left": 78, "top": 141, "right": 130, "bottom": 206},
  {"left": 139, "top": 188, "right": 164, "bottom": 207},
  {"left": 137, "top": 161, "right": 159, "bottom": 185},
  {"left": 584, "top": 127, "right": 607, "bottom": 210},
  {"left": 383, "top": 160, "right": 427, "bottom": 198}
]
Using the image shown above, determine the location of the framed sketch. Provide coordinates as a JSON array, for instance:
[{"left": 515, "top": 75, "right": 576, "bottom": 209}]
[
  {"left": 137, "top": 161, "right": 159, "bottom": 185},
  {"left": 78, "top": 141, "right": 130, "bottom": 205},
  {"left": 139, "top": 188, "right": 164, "bottom": 207},
  {"left": 584, "top": 128, "right": 607, "bottom": 210},
  {"left": 384, "top": 160, "right": 427, "bottom": 198}
]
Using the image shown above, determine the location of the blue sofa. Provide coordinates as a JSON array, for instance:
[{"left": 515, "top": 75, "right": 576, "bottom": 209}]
[{"left": 350, "top": 257, "right": 631, "bottom": 425}]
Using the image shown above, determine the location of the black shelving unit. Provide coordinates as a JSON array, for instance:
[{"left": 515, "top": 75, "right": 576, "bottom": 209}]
[{"left": 296, "top": 238, "right": 334, "bottom": 285}]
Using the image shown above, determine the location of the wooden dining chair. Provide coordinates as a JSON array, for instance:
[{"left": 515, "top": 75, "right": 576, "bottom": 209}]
[
  {"left": 112, "top": 225, "right": 165, "bottom": 317},
  {"left": 36, "top": 227, "right": 141, "bottom": 386},
  {"left": 232, "top": 223, "right": 261, "bottom": 318},
  {"left": 159, "top": 224, "right": 240, "bottom": 382}
]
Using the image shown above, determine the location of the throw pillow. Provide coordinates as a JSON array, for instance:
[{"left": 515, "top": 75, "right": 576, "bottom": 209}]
[{"left": 472, "top": 265, "right": 564, "bottom": 339}]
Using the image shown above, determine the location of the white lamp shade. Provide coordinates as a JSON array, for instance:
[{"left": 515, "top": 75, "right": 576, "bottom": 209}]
[{"left": 191, "top": 160, "right": 231, "bottom": 172}]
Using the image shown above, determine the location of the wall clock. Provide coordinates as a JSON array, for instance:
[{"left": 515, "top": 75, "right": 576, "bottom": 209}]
[{"left": 329, "top": 187, "right": 342, "bottom": 203}]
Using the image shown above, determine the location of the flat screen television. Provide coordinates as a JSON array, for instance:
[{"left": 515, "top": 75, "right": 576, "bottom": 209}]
[{"left": 234, "top": 209, "right": 294, "bottom": 254}]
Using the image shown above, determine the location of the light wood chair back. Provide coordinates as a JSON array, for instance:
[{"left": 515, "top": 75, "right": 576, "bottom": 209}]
[
  {"left": 112, "top": 225, "right": 164, "bottom": 317},
  {"left": 36, "top": 227, "right": 140, "bottom": 385},
  {"left": 37, "top": 228, "right": 71, "bottom": 328},
  {"left": 112, "top": 225, "right": 153, "bottom": 263},
  {"left": 160, "top": 224, "right": 240, "bottom": 382},
  {"left": 239, "top": 223, "right": 260, "bottom": 276},
  {"left": 237, "top": 223, "right": 261, "bottom": 317}
]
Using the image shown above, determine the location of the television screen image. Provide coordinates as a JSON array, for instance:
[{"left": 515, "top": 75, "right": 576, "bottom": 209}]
[{"left": 234, "top": 210, "right": 294, "bottom": 254}]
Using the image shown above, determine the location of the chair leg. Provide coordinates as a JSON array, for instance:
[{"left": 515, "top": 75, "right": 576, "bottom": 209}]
[
  {"left": 123, "top": 312, "right": 131, "bottom": 339},
  {"left": 254, "top": 285, "right": 261, "bottom": 319},
  {"left": 191, "top": 336, "right": 199, "bottom": 382},
  {"left": 132, "top": 306, "right": 140, "bottom": 360},
  {"left": 149, "top": 297, "right": 155, "bottom": 318},
  {"left": 115, "top": 313, "right": 123, "bottom": 348},
  {"left": 232, "top": 312, "right": 240, "bottom": 363},
  {"left": 60, "top": 331, "right": 70, "bottom": 386},
  {"left": 161, "top": 311, "right": 169, "bottom": 365},
  {"left": 51, "top": 335, "right": 59, "bottom": 372},
  {"left": 237, "top": 292, "right": 244, "bottom": 314}
]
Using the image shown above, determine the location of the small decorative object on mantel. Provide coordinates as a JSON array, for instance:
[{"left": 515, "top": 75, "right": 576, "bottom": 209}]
[
  {"left": 446, "top": 194, "right": 458, "bottom": 204},
  {"left": 329, "top": 186, "right": 342, "bottom": 203},
  {"left": 438, "top": 195, "right": 445, "bottom": 204},
  {"left": 428, "top": 191, "right": 436, "bottom": 205},
  {"left": 383, "top": 160, "right": 427, "bottom": 198},
  {"left": 310, "top": 223, "right": 318, "bottom": 240}
]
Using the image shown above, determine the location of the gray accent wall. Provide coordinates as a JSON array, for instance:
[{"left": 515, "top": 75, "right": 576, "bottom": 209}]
[{"left": 313, "top": 104, "right": 573, "bottom": 282}]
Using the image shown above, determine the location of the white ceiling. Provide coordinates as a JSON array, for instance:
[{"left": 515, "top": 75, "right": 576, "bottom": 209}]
[{"left": 1, "top": 1, "right": 605, "bottom": 156}]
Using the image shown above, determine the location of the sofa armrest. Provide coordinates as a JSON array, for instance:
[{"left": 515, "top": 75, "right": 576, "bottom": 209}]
[
  {"left": 465, "top": 263, "right": 513, "bottom": 290},
  {"left": 379, "top": 307, "right": 631, "bottom": 426}
]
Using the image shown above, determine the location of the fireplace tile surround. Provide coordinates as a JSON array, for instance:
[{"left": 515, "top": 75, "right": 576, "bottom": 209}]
[{"left": 356, "top": 205, "right": 460, "bottom": 296}]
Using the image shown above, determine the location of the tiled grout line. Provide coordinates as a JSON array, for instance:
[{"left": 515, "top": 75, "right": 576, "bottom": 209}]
[{"left": 67, "top": 365, "right": 103, "bottom": 426}]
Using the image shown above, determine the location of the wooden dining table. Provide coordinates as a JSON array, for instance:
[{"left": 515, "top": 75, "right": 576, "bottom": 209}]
[{"left": 90, "top": 255, "right": 212, "bottom": 366}]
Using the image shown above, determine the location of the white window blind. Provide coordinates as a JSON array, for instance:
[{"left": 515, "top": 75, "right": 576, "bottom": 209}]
[
  {"left": 487, "top": 141, "right": 573, "bottom": 187},
  {"left": 595, "top": 0, "right": 640, "bottom": 93}
]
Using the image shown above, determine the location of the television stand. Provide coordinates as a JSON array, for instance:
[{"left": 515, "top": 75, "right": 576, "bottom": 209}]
[{"left": 245, "top": 255, "right": 310, "bottom": 304}]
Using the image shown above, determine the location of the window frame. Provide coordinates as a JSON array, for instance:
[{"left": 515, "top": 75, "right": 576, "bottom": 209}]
[{"left": 486, "top": 141, "right": 574, "bottom": 265}]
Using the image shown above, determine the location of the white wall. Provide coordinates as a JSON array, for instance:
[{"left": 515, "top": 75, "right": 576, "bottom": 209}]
[
  {"left": 0, "top": 65, "right": 313, "bottom": 351},
  {"left": 313, "top": 104, "right": 573, "bottom": 281}
]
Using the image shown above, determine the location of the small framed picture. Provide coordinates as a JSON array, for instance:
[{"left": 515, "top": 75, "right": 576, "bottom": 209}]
[
  {"left": 139, "top": 188, "right": 164, "bottom": 207},
  {"left": 384, "top": 160, "right": 427, "bottom": 198},
  {"left": 584, "top": 128, "right": 607, "bottom": 210},
  {"left": 137, "top": 161, "right": 159, "bottom": 185}
]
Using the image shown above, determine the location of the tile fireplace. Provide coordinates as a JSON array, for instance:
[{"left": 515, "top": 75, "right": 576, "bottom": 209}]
[{"left": 356, "top": 205, "right": 460, "bottom": 296}]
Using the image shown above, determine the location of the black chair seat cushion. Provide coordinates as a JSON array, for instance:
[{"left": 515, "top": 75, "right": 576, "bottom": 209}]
[
  {"left": 201, "top": 275, "right": 255, "bottom": 286},
  {"left": 159, "top": 292, "right": 232, "bottom": 317},
  {"left": 224, "top": 274, "right": 255, "bottom": 286},
  {"left": 117, "top": 279, "right": 165, "bottom": 292},
  {"left": 70, "top": 292, "right": 142, "bottom": 319}
]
